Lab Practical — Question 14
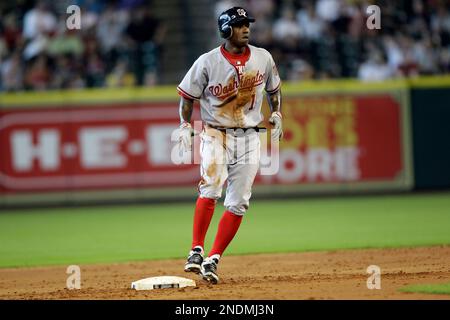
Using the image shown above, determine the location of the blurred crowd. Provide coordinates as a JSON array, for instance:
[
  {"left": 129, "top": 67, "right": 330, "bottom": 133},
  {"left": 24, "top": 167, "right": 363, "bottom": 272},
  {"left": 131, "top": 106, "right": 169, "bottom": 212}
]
[
  {"left": 216, "top": 0, "right": 450, "bottom": 81},
  {"left": 0, "top": 0, "right": 165, "bottom": 92},
  {"left": 1, "top": 0, "right": 450, "bottom": 92}
]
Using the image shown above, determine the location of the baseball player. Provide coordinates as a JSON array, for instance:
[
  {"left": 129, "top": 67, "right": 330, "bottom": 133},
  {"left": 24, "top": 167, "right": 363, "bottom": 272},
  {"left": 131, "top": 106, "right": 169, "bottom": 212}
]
[{"left": 177, "top": 6, "right": 282, "bottom": 284}]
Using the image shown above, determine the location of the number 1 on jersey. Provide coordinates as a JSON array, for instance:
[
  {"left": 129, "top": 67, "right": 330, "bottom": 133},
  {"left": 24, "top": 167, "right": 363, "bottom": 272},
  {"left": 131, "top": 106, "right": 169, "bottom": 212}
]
[{"left": 249, "top": 93, "right": 256, "bottom": 110}]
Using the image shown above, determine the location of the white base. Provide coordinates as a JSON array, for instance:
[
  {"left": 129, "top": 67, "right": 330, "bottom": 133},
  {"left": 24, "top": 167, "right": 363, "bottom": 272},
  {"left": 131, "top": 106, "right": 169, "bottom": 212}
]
[{"left": 131, "top": 276, "right": 196, "bottom": 290}]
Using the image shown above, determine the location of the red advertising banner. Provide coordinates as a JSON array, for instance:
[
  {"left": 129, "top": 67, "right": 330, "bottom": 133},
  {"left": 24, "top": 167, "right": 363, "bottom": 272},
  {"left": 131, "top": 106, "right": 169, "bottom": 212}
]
[
  {"left": 0, "top": 93, "right": 411, "bottom": 196},
  {"left": 257, "top": 95, "right": 405, "bottom": 186},
  {"left": 0, "top": 103, "right": 200, "bottom": 193}
]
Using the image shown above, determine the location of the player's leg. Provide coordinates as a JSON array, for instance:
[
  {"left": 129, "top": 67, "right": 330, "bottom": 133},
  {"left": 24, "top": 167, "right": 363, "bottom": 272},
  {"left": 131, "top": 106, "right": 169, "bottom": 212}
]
[
  {"left": 184, "top": 196, "right": 215, "bottom": 274},
  {"left": 185, "top": 128, "right": 228, "bottom": 274},
  {"left": 202, "top": 131, "right": 260, "bottom": 283}
]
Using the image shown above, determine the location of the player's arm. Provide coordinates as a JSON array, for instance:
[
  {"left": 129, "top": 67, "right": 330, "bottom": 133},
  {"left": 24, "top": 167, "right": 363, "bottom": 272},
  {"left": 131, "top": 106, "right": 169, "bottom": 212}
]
[
  {"left": 178, "top": 96, "right": 195, "bottom": 151},
  {"left": 179, "top": 96, "right": 194, "bottom": 124},
  {"left": 177, "top": 54, "right": 207, "bottom": 147},
  {"left": 267, "top": 90, "right": 281, "bottom": 114},
  {"left": 267, "top": 89, "right": 283, "bottom": 140},
  {"left": 265, "top": 50, "right": 282, "bottom": 139}
]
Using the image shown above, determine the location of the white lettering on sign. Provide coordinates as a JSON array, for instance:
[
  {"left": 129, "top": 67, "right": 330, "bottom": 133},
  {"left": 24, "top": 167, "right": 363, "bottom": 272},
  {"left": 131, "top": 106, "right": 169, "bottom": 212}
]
[
  {"left": 11, "top": 129, "right": 60, "bottom": 171},
  {"left": 62, "top": 143, "right": 78, "bottom": 158},
  {"left": 127, "top": 140, "right": 145, "bottom": 155},
  {"left": 147, "top": 125, "right": 177, "bottom": 165},
  {"left": 306, "top": 148, "right": 332, "bottom": 181},
  {"left": 276, "top": 149, "right": 305, "bottom": 183},
  {"left": 79, "top": 127, "right": 127, "bottom": 169},
  {"left": 335, "top": 147, "right": 360, "bottom": 180},
  {"left": 264, "top": 147, "right": 360, "bottom": 183}
]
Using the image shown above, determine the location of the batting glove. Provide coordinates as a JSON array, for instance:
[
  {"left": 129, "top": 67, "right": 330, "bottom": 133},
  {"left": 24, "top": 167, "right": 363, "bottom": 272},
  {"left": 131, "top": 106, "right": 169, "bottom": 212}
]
[
  {"left": 269, "top": 111, "right": 283, "bottom": 141},
  {"left": 178, "top": 121, "right": 193, "bottom": 152}
]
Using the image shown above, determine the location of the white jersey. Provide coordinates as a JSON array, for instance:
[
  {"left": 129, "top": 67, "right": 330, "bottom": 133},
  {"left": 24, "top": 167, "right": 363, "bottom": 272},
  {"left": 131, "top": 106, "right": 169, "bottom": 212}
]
[{"left": 178, "top": 44, "right": 281, "bottom": 128}]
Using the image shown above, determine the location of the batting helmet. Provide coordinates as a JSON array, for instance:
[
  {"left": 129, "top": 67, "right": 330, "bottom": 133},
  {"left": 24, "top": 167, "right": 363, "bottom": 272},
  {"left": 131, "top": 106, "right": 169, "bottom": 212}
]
[{"left": 218, "top": 7, "right": 255, "bottom": 39}]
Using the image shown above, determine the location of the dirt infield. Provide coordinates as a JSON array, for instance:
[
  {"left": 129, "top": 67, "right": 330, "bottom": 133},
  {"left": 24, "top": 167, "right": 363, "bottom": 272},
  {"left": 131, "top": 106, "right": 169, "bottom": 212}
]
[{"left": 1, "top": 246, "right": 449, "bottom": 300}]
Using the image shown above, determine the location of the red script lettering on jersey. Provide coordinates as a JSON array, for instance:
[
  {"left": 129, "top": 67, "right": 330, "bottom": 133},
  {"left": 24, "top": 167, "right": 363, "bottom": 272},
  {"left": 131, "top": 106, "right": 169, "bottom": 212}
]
[{"left": 208, "top": 71, "right": 265, "bottom": 100}]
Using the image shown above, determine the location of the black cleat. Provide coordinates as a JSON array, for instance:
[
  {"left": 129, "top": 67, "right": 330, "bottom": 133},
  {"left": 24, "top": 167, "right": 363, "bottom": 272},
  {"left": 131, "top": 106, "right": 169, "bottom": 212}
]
[
  {"left": 201, "top": 257, "right": 219, "bottom": 284},
  {"left": 184, "top": 246, "right": 204, "bottom": 274}
]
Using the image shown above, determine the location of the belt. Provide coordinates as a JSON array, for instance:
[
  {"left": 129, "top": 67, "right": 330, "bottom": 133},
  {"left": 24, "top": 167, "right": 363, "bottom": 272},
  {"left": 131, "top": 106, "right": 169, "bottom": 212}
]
[{"left": 205, "top": 124, "right": 266, "bottom": 133}]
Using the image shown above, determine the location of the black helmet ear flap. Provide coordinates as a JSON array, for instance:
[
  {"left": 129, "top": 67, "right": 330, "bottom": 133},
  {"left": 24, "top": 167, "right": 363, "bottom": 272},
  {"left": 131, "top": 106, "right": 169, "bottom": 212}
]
[{"left": 218, "top": 14, "right": 233, "bottom": 39}]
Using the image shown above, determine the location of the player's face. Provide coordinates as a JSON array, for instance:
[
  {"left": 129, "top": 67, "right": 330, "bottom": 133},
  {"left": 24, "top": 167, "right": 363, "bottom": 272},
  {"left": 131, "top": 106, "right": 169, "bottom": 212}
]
[{"left": 231, "top": 21, "right": 250, "bottom": 47}]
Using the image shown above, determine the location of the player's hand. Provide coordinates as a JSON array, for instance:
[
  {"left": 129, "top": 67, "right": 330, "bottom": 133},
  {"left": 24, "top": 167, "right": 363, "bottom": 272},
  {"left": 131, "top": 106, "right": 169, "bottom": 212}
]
[
  {"left": 178, "top": 122, "right": 193, "bottom": 152},
  {"left": 269, "top": 111, "right": 283, "bottom": 141}
]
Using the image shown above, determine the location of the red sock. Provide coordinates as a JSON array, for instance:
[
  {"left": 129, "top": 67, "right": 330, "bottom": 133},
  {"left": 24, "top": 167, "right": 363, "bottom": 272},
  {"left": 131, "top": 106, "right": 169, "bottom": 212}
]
[
  {"left": 209, "top": 210, "right": 243, "bottom": 257},
  {"left": 192, "top": 197, "right": 216, "bottom": 249}
]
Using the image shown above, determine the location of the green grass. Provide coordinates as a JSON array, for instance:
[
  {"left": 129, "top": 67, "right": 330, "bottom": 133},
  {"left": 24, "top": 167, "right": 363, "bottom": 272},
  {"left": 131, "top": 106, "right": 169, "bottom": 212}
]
[
  {"left": 0, "top": 192, "right": 449, "bottom": 268},
  {"left": 400, "top": 282, "right": 450, "bottom": 295}
]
